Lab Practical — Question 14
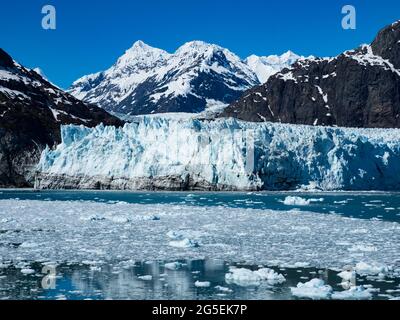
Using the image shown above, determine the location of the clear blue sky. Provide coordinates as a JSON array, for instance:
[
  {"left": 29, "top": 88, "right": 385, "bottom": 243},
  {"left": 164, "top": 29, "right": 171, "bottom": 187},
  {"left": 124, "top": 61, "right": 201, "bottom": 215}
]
[{"left": 1, "top": 0, "right": 399, "bottom": 88}]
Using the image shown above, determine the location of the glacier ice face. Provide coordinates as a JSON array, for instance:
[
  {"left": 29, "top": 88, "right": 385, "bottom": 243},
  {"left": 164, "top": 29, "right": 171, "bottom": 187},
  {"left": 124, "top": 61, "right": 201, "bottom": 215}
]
[{"left": 38, "top": 117, "right": 400, "bottom": 191}]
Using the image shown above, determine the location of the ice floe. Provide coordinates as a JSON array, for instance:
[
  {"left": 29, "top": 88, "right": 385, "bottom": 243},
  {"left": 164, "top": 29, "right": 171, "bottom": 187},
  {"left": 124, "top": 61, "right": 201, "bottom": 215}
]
[
  {"left": 194, "top": 281, "right": 211, "bottom": 288},
  {"left": 331, "top": 286, "right": 373, "bottom": 300},
  {"left": 282, "top": 196, "right": 323, "bottom": 206},
  {"left": 291, "top": 279, "right": 333, "bottom": 300},
  {"left": 225, "top": 267, "right": 286, "bottom": 287},
  {"left": 0, "top": 199, "right": 399, "bottom": 275}
]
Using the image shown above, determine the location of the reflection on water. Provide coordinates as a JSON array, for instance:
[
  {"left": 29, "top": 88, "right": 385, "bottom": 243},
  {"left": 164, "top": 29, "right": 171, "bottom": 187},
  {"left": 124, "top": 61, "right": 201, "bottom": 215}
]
[{"left": 1, "top": 260, "right": 399, "bottom": 300}]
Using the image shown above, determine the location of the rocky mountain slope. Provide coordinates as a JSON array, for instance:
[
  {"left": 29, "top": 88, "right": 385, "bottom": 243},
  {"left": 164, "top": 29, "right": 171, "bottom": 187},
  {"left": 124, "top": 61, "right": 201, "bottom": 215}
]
[
  {"left": 221, "top": 20, "right": 400, "bottom": 129},
  {"left": 0, "top": 48, "right": 123, "bottom": 187},
  {"left": 69, "top": 41, "right": 300, "bottom": 115}
]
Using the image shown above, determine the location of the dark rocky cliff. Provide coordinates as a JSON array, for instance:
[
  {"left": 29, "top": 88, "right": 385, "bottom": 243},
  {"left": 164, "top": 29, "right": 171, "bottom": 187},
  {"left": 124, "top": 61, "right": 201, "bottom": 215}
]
[
  {"left": 0, "top": 48, "right": 123, "bottom": 187},
  {"left": 220, "top": 21, "right": 400, "bottom": 129}
]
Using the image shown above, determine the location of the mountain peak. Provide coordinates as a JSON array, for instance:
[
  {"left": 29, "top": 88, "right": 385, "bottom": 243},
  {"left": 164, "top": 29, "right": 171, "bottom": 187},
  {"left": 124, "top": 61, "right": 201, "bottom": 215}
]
[
  {"left": 0, "top": 48, "right": 15, "bottom": 68},
  {"left": 176, "top": 41, "right": 222, "bottom": 55},
  {"left": 244, "top": 51, "right": 301, "bottom": 83},
  {"left": 371, "top": 20, "right": 400, "bottom": 69},
  {"left": 115, "top": 41, "right": 169, "bottom": 68},
  {"left": 130, "top": 40, "right": 154, "bottom": 52}
]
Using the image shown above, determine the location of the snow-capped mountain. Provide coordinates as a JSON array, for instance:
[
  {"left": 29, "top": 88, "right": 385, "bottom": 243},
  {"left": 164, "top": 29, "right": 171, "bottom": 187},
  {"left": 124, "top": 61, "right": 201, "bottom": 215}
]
[
  {"left": 0, "top": 48, "right": 123, "bottom": 187},
  {"left": 221, "top": 20, "right": 400, "bottom": 128},
  {"left": 70, "top": 41, "right": 298, "bottom": 115},
  {"left": 244, "top": 51, "right": 302, "bottom": 83}
]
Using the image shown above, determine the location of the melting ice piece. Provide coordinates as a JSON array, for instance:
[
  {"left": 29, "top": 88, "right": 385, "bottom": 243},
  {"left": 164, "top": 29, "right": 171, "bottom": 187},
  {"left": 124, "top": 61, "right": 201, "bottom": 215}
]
[
  {"left": 169, "top": 238, "right": 200, "bottom": 248},
  {"left": 290, "top": 279, "right": 333, "bottom": 300},
  {"left": 332, "top": 286, "right": 373, "bottom": 300},
  {"left": 164, "top": 262, "right": 183, "bottom": 270},
  {"left": 282, "top": 196, "right": 311, "bottom": 206},
  {"left": 225, "top": 267, "right": 286, "bottom": 287},
  {"left": 355, "top": 262, "right": 389, "bottom": 275},
  {"left": 138, "top": 275, "right": 153, "bottom": 281},
  {"left": 194, "top": 281, "right": 211, "bottom": 288}
]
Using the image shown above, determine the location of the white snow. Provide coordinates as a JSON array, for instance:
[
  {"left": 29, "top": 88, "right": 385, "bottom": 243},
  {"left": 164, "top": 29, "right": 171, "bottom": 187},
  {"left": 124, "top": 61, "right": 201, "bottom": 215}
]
[
  {"left": 290, "top": 279, "right": 333, "bottom": 300},
  {"left": 0, "top": 87, "right": 30, "bottom": 100},
  {"left": 38, "top": 117, "right": 400, "bottom": 191},
  {"left": 346, "top": 45, "right": 400, "bottom": 77},
  {"left": 244, "top": 51, "right": 301, "bottom": 83}
]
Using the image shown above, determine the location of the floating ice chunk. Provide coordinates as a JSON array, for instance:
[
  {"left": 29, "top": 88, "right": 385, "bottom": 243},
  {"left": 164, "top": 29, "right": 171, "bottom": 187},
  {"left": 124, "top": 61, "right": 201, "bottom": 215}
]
[
  {"left": 81, "top": 214, "right": 106, "bottom": 222},
  {"left": 355, "top": 262, "right": 389, "bottom": 275},
  {"left": 225, "top": 267, "right": 286, "bottom": 287},
  {"left": 225, "top": 268, "right": 261, "bottom": 287},
  {"left": 166, "top": 230, "right": 184, "bottom": 240},
  {"left": 164, "top": 262, "right": 183, "bottom": 270},
  {"left": 254, "top": 268, "right": 286, "bottom": 284},
  {"left": 293, "top": 262, "right": 310, "bottom": 268},
  {"left": 332, "top": 286, "right": 373, "bottom": 300},
  {"left": 169, "top": 238, "right": 199, "bottom": 248},
  {"left": 138, "top": 275, "right": 153, "bottom": 281},
  {"left": 215, "top": 286, "right": 233, "bottom": 293},
  {"left": 21, "top": 268, "right": 35, "bottom": 275},
  {"left": 290, "top": 279, "right": 333, "bottom": 300},
  {"left": 108, "top": 216, "right": 131, "bottom": 223},
  {"left": 282, "top": 196, "right": 311, "bottom": 206},
  {"left": 194, "top": 281, "right": 211, "bottom": 288},
  {"left": 20, "top": 242, "right": 39, "bottom": 248},
  {"left": 348, "top": 244, "right": 377, "bottom": 252},
  {"left": 337, "top": 270, "right": 356, "bottom": 282}
]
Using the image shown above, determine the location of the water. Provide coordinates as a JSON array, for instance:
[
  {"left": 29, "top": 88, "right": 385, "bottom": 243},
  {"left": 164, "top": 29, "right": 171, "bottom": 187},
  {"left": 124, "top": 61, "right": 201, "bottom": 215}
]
[
  {"left": 1, "top": 260, "right": 399, "bottom": 300},
  {"left": 0, "top": 190, "right": 399, "bottom": 300},
  {"left": 1, "top": 189, "right": 400, "bottom": 222}
]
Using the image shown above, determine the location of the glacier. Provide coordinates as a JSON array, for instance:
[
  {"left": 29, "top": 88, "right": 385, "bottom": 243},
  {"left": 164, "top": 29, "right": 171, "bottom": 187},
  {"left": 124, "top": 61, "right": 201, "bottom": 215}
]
[{"left": 37, "top": 117, "right": 400, "bottom": 191}]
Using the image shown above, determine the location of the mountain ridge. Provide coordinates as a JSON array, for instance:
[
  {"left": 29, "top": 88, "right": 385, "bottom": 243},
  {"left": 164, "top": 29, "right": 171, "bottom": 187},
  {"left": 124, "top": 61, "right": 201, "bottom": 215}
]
[{"left": 69, "top": 41, "right": 300, "bottom": 115}]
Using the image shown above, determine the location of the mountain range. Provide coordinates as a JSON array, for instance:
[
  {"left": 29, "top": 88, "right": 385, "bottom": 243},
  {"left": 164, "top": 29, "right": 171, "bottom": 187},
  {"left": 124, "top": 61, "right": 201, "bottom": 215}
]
[
  {"left": 2, "top": 19, "right": 400, "bottom": 189},
  {"left": 69, "top": 41, "right": 300, "bottom": 115}
]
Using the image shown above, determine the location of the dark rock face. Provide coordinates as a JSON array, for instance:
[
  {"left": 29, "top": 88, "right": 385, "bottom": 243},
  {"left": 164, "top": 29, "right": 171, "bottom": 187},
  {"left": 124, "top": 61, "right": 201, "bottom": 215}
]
[
  {"left": 221, "top": 21, "right": 400, "bottom": 129},
  {"left": 0, "top": 48, "right": 124, "bottom": 187}
]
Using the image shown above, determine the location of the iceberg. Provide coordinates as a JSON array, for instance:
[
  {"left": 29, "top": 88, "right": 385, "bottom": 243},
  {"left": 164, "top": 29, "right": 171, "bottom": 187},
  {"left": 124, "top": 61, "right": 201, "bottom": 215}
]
[
  {"left": 38, "top": 117, "right": 400, "bottom": 191},
  {"left": 290, "top": 279, "right": 333, "bottom": 300}
]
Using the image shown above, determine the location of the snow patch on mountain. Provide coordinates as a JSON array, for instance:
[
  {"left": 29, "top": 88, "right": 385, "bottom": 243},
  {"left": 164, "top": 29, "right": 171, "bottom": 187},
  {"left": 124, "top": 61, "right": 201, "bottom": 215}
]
[{"left": 244, "top": 51, "right": 301, "bottom": 83}]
